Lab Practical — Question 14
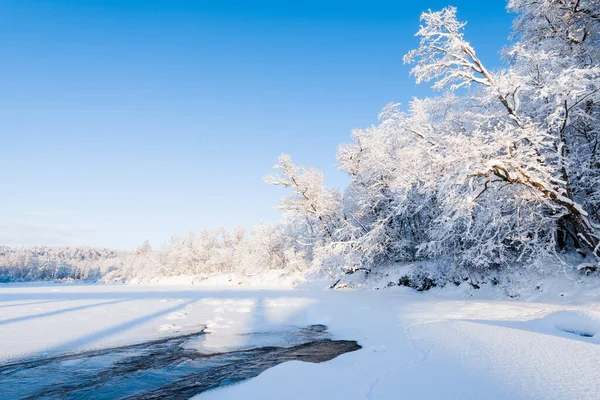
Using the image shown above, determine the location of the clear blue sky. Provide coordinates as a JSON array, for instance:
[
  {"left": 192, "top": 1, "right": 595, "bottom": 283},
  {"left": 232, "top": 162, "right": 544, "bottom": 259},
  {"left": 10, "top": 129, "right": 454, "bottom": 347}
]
[{"left": 0, "top": 0, "right": 512, "bottom": 249}]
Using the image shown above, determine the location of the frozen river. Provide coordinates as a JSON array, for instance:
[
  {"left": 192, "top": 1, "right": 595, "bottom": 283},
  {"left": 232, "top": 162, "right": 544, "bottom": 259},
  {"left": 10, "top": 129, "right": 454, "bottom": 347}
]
[
  {"left": 1, "top": 282, "right": 600, "bottom": 399},
  {"left": 1, "top": 325, "right": 359, "bottom": 399}
]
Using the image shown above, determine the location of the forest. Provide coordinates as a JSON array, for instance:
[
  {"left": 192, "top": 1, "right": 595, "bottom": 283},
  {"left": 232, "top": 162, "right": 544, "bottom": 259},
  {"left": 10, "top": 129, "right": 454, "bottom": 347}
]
[{"left": 2, "top": 0, "right": 599, "bottom": 288}]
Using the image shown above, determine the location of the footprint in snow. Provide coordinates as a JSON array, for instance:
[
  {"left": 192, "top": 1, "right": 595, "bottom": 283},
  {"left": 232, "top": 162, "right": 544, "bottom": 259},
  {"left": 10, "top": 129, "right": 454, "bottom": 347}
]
[
  {"left": 548, "top": 310, "right": 600, "bottom": 338},
  {"left": 167, "top": 311, "right": 188, "bottom": 320},
  {"left": 159, "top": 324, "right": 181, "bottom": 333},
  {"left": 370, "top": 345, "right": 387, "bottom": 353}
]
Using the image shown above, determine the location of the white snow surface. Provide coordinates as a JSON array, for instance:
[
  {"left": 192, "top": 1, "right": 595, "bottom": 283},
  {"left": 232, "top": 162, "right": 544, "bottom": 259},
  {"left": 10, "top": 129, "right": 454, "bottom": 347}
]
[{"left": 1, "top": 279, "right": 600, "bottom": 399}]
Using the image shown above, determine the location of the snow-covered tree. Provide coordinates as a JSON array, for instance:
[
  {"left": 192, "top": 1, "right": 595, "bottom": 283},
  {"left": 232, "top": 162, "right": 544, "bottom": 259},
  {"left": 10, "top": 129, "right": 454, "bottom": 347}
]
[
  {"left": 328, "top": 3, "right": 600, "bottom": 277},
  {"left": 265, "top": 154, "right": 342, "bottom": 242},
  {"left": 401, "top": 5, "right": 600, "bottom": 269}
]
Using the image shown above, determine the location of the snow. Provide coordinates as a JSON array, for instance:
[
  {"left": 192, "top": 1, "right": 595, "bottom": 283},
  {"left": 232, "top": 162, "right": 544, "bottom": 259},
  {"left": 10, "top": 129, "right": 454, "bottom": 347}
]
[{"left": 2, "top": 281, "right": 600, "bottom": 399}]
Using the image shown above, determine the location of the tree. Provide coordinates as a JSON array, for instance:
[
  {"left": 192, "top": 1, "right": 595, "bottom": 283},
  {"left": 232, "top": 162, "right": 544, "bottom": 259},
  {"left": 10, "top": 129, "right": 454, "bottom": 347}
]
[
  {"left": 403, "top": 6, "right": 600, "bottom": 267},
  {"left": 265, "top": 154, "right": 341, "bottom": 242}
]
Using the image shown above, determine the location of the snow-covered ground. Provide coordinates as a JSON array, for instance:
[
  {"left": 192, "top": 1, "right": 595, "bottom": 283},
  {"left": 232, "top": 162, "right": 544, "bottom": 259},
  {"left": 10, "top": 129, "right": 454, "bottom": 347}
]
[{"left": 1, "top": 280, "right": 600, "bottom": 399}]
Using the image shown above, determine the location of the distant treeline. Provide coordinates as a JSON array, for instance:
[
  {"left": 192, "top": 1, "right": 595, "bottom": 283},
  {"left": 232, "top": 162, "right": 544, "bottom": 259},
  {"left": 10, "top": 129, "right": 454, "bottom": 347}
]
[{"left": 0, "top": 246, "right": 122, "bottom": 282}]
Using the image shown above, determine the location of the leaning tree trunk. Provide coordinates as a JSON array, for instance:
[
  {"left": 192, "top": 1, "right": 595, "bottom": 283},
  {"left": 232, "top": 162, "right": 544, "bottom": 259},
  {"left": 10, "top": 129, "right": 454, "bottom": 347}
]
[
  {"left": 487, "top": 164, "right": 600, "bottom": 260},
  {"left": 566, "top": 213, "right": 600, "bottom": 259}
]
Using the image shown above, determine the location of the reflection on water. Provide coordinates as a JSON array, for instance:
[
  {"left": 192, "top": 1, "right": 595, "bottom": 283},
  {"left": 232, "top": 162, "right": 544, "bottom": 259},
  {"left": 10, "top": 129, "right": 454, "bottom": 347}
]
[{"left": 0, "top": 326, "right": 360, "bottom": 399}]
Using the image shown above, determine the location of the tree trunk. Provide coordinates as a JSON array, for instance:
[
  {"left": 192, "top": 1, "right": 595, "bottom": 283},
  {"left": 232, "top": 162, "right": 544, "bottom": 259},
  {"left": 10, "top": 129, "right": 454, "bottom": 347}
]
[{"left": 566, "top": 213, "right": 600, "bottom": 258}]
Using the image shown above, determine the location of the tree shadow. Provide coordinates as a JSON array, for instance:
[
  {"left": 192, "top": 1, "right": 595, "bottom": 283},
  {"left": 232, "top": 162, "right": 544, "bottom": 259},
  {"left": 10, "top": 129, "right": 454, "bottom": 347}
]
[
  {"left": 0, "top": 287, "right": 358, "bottom": 399},
  {"left": 199, "top": 293, "right": 323, "bottom": 352},
  {"left": 2, "top": 287, "right": 330, "bottom": 367},
  {"left": 0, "top": 289, "right": 298, "bottom": 302},
  {"left": 46, "top": 298, "right": 200, "bottom": 354},
  {"left": 0, "top": 299, "right": 129, "bottom": 326},
  {"left": 0, "top": 299, "right": 66, "bottom": 309}
]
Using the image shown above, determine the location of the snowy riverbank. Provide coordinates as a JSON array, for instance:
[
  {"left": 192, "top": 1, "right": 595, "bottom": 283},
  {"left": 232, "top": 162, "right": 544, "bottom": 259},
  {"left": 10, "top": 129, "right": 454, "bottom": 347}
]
[{"left": 1, "top": 282, "right": 600, "bottom": 399}]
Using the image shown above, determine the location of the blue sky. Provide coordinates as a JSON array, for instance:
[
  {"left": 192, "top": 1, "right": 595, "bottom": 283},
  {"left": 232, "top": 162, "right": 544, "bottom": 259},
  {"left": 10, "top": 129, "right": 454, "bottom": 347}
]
[{"left": 0, "top": 0, "right": 513, "bottom": 249}]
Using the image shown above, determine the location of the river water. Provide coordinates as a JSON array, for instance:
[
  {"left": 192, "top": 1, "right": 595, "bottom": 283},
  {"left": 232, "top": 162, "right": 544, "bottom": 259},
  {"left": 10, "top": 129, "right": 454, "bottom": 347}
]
[{"left": 0, "top": 325, "right": 360, "bottom": 399}]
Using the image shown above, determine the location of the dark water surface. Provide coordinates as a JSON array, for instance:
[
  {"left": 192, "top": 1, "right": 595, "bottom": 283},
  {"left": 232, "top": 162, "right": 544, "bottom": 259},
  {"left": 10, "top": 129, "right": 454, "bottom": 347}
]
[{"left": 0, "top": 326, "right": 360, "bottom": 399}]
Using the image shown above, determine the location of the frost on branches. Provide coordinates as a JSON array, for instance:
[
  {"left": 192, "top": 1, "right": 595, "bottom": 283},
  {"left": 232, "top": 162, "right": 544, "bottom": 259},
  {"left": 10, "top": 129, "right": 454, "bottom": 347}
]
[{"left": 270, "top": 2, "right": 600, "bottom": 282}]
